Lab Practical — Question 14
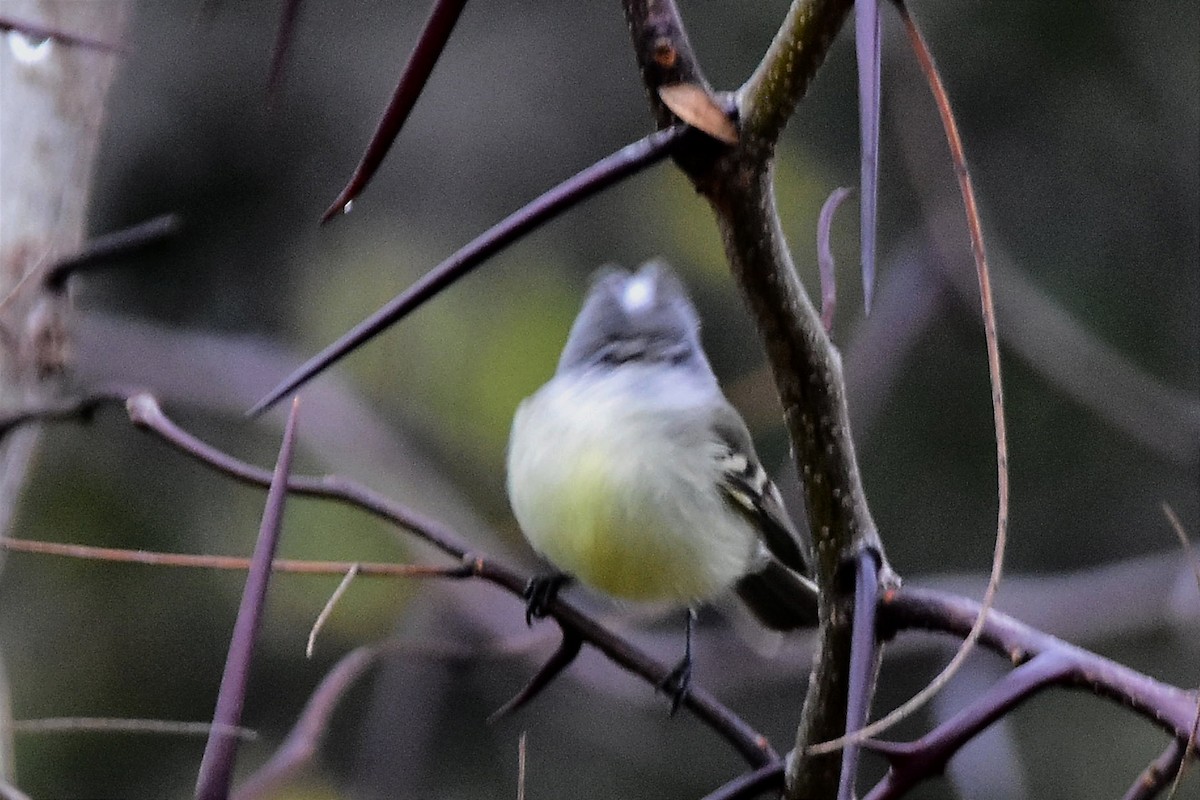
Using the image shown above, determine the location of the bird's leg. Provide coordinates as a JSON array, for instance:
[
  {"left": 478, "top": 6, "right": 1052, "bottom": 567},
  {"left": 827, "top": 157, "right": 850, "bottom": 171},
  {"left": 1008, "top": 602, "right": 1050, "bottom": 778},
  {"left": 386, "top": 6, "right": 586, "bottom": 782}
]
[
  {"left": 658, "top": 607, "right": 695, "bottom": 715},
  {"left": 523, "top": 572, "right": 571, "bottom": 625}
]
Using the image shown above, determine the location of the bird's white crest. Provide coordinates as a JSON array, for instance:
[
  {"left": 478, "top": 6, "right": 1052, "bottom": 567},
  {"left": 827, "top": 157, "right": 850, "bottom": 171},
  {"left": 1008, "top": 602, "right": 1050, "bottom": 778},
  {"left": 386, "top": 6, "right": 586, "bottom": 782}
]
[{"left": 620, "top": 273, "right": 655, "bottom": 313}]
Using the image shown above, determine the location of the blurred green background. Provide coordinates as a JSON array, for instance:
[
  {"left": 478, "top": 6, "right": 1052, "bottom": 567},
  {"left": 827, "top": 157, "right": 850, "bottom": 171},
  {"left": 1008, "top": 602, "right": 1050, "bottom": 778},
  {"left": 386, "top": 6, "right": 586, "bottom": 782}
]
[{"left": 1, "top": 1, "right": 1197, "bottom": 798}]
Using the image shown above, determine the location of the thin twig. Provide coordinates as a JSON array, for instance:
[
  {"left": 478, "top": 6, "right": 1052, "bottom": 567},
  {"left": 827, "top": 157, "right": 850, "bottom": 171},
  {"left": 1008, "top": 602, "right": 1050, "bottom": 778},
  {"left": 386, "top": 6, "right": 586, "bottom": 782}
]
[
  {"left": 252, "top": 125, "right": 685, "bottom": 414},
  {"left": 1161, "top": 503, "right": 1200, "bottom": 798},
  {"left": 122, "top": 393, "right": 778, "bottom": 767},
  {"left": 232, "top": 646, "right": 381, "bottom": 800},
  {"left": 881, "top": 586, "right": 1200, "bottom": 740},
  {"left": 862, "top": 653, "right": 1074, "bottom": 799},
  {"left": 0, "top": 535, "right": 465, "bottom": 579},
  {"left": 488, "top": 631, "right": 583, "bottom": 722},
  {"left": 307, "top": 563, "right": 359, "bottom": 658},
  {"left": 10, "top": 717, "right": 256, "bottom": 740},
  {"left": 697, "top": 763, "right": 785, "bottom": 800},
  {"left": 812, "top": 0, "right": 1011, "bottom": 750},
  {"left": 43, "top": 214, "right": 182, "bottom": 290},
  {"left": 321, "top": 0, "right": 470, "bottom": 221},
  {"left": 196, "top": 398, "right": 301, "bottom": 800},
  {"left": 838, "top": 552, "right": 880, "bottom": 799},
  {"left": 855, "top": 0, "right": 881, "bottom": 312},
  {"left": 266, "top": 0, "right": 303, "bottom": 99},
  {"left": 517, "top": 731, "right": 527, "bottom": 800},
  {"left": 1122, "top": 738, "right": 1186, "bottom": 800},
  {"left": 817, "top": 187, "right": 853, "bottom": 333},
  {"left": 0, "top": 393, "right": 115, "bottom": 439},
  {"left": 1163, "top": 504, "right": 1200, "bottom": 596},
  {"left": 12, "top": 387, "right": 1196, "bottom": 782}
]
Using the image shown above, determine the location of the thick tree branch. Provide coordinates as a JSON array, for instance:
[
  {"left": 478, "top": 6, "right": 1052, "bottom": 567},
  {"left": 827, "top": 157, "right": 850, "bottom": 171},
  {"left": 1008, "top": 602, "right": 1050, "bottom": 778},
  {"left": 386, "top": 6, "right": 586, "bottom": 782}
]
[
  {"left": 739, "top": 0, "right": 854, "bottom": 157},
  {"left": 714, "top": 168, "right": 879, "bottom": 796},
  {"left": 620, "top": 0, "right": 710, "bottom": 129},
  {"left": 0, "top": 0, "right": 128, "bottom": 554},
  {"left": 621, "top": 2, "right": 879, "bottom": 796}
]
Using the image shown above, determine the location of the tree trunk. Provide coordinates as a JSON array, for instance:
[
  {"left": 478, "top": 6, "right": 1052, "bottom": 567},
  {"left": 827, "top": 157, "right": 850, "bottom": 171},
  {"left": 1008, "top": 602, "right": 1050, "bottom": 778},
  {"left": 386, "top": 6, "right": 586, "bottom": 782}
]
[{"left": 0, "top": 1, "right": 128, "bottom": 543}]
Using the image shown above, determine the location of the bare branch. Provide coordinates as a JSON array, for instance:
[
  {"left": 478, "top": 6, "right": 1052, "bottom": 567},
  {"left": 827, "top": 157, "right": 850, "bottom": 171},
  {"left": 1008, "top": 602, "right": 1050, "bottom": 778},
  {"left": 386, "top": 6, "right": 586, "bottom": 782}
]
[
  {"left": 711, "top": 164, "right": 883, "bottom": 796},
  {"left": 266, "top": 0, "right": 303, "bottom": 99},
  {"left": 814, "top": 0, "right": 1012, "bottom": 748},
  {"left": 11, "top": 377, "right": 1198, "bottom": 794},
  {"left": 251, "top": 126, "right": 684, "bottom": 414},
  {"left": 697, "top": 764, "right": 784, "bottom": 800},
  {"left": 47, "top": 391, "right": 778, "bottom": 769},
  {"left": 232, "top": 646, "right": 381, "bottom": 800},
  {"left": 739, "top": 0, "right": 854, "bottom": 154},
  {"left": 622, "top": 4, "right": 882, "bottom": 796},
  {"left": 196, "top": 398, "right": 301, "bottom": 800},
  {"left": 882, "top": 587, "right": 1200, "bottom": 741},
  {"left": 10, "top": 717, "right": 256, "bottom": 740},
  {"left": 855, "top": 0, "right": 881, "bottom": 312},
  {"left": 307, "top": 563, "right": 359, "bottom": 658},
  {"left": 0, "top": 388, "right": 124, "bottom": 438},
  {"left": 43, "top": 214, "right": 181, "bottom": 291},
  {"left": 1123, "top": 739, "right": 1186, "bottom": 800},
  {"left": 817, "top": 187, "right": 853, "bottom": 333},
  {"left": 488, "top": 630, "right": 583, "bottom": 722},
  {"left": 0, "top": 535, "right": 466, "bottom": 579},
  {"left": 321, "top": 0, "right": 469, "bottom": 221},
  {"left": 621, "top": 0, "right": 710, "bottom": 130},
  {"left": 862, "top": 653, "right": 1075, "bottom": 799}
]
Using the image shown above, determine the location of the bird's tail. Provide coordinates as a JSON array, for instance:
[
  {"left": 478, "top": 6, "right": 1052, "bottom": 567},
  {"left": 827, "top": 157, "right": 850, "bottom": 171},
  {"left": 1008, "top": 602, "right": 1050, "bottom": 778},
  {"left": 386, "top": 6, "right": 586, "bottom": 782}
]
[{"left": 734, "top": 559, "right": 819, "bottom": 630}]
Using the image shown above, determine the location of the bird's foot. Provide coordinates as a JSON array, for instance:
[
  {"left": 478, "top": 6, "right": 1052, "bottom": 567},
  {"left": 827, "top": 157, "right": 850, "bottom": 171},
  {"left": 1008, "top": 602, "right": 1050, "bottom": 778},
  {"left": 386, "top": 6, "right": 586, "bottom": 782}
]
[
  {"left": 657, "top": 655, "right": 692, "bottom": 716},
  {"left": 523, "top": 573, "right": 570, "bottom": 626}
]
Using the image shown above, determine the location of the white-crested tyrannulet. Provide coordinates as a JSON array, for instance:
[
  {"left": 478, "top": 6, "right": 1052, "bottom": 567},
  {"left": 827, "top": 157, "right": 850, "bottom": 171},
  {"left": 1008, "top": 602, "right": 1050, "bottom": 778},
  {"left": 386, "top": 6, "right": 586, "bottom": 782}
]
[{"left": 506, "top": 261, "right": 815, "bottom": 707}]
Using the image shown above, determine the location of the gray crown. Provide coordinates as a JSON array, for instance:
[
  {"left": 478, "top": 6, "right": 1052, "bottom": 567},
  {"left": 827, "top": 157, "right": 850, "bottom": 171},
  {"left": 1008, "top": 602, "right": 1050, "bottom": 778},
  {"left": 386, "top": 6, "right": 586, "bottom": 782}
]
[{"left": 557, "top": 261, "right": 710, "bottom": 375}]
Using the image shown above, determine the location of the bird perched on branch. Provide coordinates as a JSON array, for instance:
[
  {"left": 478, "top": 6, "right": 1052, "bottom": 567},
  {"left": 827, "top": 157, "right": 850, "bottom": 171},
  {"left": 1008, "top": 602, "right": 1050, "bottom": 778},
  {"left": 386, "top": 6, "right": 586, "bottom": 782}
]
[{"left": 506, "top": 261, "right": 815, "bottom": 710}]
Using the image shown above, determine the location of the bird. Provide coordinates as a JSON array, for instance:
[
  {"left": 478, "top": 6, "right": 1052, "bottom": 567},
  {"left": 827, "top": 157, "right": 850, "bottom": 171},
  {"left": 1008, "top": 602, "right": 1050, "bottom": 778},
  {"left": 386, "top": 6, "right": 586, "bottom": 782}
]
[{"left": 505, "top": 261, "right": 816, "bottom": 711}]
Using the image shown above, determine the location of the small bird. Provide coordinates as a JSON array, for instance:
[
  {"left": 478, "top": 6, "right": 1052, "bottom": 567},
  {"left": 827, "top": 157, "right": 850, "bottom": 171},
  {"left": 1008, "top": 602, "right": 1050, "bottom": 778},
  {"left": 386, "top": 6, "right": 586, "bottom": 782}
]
[{"left": 506, "top": 262, "right": 816, "bottom": 710}]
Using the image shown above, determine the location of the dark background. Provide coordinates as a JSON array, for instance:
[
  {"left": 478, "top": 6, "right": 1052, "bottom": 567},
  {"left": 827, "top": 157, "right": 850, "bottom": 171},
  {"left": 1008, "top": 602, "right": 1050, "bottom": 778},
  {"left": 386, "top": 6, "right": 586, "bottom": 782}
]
[{"left": 2, "top": 1, "right": 1197, "bottom": 798}]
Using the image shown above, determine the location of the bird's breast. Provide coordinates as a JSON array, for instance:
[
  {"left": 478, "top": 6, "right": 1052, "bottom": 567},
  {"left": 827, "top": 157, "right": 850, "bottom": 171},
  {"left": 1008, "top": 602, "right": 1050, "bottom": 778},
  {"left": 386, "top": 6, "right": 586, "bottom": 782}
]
[{"left": 506, "top": 370, "right": 756, "bottom": 603}]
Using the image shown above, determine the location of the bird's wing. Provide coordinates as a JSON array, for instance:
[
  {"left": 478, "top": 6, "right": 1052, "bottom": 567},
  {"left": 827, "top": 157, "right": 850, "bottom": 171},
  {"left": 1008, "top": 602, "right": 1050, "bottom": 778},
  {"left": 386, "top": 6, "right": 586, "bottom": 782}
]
[{"left": 710, "top": 404, "right": 809, "bottom": 575}]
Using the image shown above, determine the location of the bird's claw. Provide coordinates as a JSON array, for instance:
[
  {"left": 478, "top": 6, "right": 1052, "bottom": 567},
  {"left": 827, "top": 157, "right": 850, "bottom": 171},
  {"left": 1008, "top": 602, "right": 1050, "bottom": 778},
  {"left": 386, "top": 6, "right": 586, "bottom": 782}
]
[
  {"left": 523, "top": 573, "right": 569, "bottom": 626},
  {"left": 658, "top": 655, "right": 692, "bottom": 715}
]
